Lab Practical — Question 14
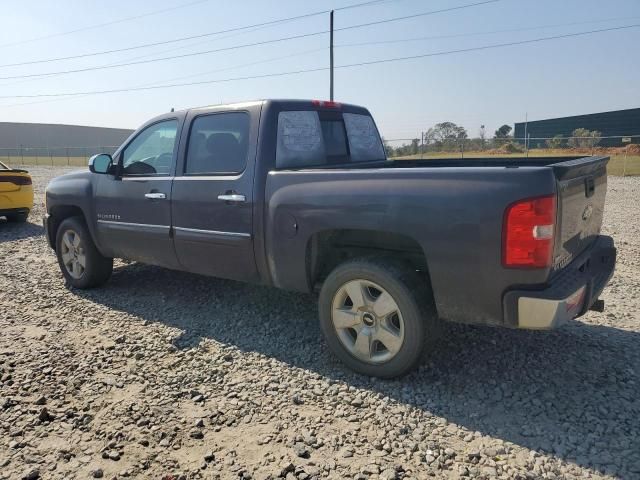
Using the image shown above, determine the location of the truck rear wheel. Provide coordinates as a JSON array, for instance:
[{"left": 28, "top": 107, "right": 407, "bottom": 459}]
[
  {"left": 318, "top": 257, "right": 439, "bottom": 378},
  {"left": 55, "top": 216, "right": 113, "bottom": 289}
]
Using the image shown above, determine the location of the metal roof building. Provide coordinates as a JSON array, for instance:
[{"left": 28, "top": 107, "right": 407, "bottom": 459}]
[
  {"left": 0, "top": 122, "right": 133, "bottom": 156},
  {"left": 514, "top": 107, "right": 640, "bottom": 147}
]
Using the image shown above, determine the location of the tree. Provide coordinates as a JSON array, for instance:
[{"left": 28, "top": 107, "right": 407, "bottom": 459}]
[
  {"left": 410, "top": 138, "right": 420, "bottom": 155},
  {"left": 494, "top": 124, "right": 512, "bottom": 139},
  {"left": 478, "top": 125, "right": 487, "bottom": 149},
  {"left": 493, "top": 124, "right": 513, "bottom": 147},
  {"left": 546, "top": 135, "right": 564, "bottom": 149},
  {"left": 567, "top": 128, "right": 602, "bottom": 149},
  {"left": 425, "top": 122, "right": 468, "bottom": 151}
]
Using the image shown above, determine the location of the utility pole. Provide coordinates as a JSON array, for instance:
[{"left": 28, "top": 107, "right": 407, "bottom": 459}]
[
  {"left": 330, "top": 10, "right": 334, "bottom": 101},
  {"left": 523, "top": 111, "right": 528, "bottom": 151},
  {"left": 420, "top": 132, "right": 424, "bottom": 160}
]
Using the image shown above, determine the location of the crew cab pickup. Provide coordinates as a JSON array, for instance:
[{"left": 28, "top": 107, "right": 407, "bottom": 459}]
[{"left": 44, "top": 99, "right": 616, "bottom": 377}]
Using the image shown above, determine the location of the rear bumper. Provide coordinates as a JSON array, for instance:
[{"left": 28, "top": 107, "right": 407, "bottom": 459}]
[
  {"left": 0, "top": 207, "right": 30, "bottom": 217},
  {"left": 503, "top": 235, "right": 616, "bottom": 329},
  {"left": 0, "top": 185, "right": 33, "bottom": 211}
]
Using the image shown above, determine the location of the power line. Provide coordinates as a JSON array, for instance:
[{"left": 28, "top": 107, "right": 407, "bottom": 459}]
[
  {"left": 335, "top": 23, "right": 640, "bottom": 66},
  {"left": 1, "top": 23, "right": 637, "bottom": 100},
  {"left": 0, "top": 0, "right": 396, "bottom": 68},
  {"left": 0, "top": 15, "right": 293, "bottom": 89},
  {"left": 336, "top": 15, "right": 640, "bottom": 46},
  {"left": 0, "top": 33, "right": 326, "bottom": 80},
  {"left": 0, "top": 0, "right": 499, "bottom": 80},
  {"left": 0, "top": 0, "right": 212, "bottom": 49},
  {"left": 3, "top": 47, "right": 327, "bottom": 108},
  {"left": 335, "top": 0, "right": 499, "bottom": 33},
  {"left": 0, "top": 2, "right": 392, "bottom": 88}
]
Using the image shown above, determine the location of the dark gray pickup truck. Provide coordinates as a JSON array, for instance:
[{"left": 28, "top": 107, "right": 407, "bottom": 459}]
[{"left": 44, "top": 99, "right": 616, "bottom": 377}]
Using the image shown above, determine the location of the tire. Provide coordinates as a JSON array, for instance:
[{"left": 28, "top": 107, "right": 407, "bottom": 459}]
[
  {"left": 55, "top": 216, "right": 113, "bottom": 289},
  {"left": 319, "top": 257, "right": 439, "bottom": 378},
  {"left": 7, "top": 211, "right": 28, "bottom": 223}
]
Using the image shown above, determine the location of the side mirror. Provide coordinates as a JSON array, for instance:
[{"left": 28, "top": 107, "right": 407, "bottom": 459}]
[{"left": 89, "top": 153, "right": 113, "bottom": 174}]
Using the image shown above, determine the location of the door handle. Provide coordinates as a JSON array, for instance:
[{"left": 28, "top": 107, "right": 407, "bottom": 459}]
[
  {"left": 217, "top": 193, "right": 246, "bottom": 203},
  {"left": 145, "top": 192, "right": 166, "bottom": 199}
]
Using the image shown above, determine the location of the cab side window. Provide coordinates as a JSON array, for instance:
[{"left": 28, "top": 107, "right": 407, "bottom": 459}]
[
  {"left": 185, "top": 112, "right": 250, "bottom": 175},
  {"left": 122, "top": 120, "right": 178, "bottom": 176}
]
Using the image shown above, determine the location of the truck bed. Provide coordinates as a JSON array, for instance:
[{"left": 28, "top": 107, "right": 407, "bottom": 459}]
[
  {"left": 266, "top": 154, "right": 609, "bottom": 326},
  {"left": 388, "top": 155, "right": 606, "bottom": 180}
]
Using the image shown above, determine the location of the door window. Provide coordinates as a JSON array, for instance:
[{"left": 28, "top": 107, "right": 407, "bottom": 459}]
[
  {"left": 185, "top": 112, "right": 250, "bottom": 175},
  {"left": 122, "top": 119, "right": 178, "bottom": 176}
]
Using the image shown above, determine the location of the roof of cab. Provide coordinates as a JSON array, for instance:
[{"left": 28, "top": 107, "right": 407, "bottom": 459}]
[
  {"left": 183, "top": 99, "right": 369, "bottom": 114},
  {"left": 141, "top": 99, "right": 371, "bottom": 127}
]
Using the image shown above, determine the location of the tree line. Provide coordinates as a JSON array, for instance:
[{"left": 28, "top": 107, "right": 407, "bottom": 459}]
[{"left": 384, "top": 122, "right": 602, "bottom": 157}]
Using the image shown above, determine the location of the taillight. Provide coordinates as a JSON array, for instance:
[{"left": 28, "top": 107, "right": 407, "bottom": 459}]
[
  {"left": 0, "top": 175, "right": 32, "bottom": 186},
  {"left": 503, "top": 194, "right": 556, "bottom": 268},
  {"left": 312, "top": 100, "right": 341, "bottom": 108}
]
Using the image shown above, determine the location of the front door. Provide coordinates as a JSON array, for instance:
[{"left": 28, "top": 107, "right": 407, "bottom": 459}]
[
  {"left": 171, "top": 110, "right": 258, "bottom": 282},
  {"left": 94, "top": 118, "right": 181, "bottom": 268}
]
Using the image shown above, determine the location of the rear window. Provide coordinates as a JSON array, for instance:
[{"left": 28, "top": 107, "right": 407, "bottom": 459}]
[
  {"left": 343, "top": 113, "right": 386, "bottom": 161},
  {"left": 276, "top": 110, "right": 385, "bottom": 168}
]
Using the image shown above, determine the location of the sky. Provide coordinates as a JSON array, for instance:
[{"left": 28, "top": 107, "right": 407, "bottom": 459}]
[{"left": 0, "top": 0, "right": 639, "bottom": 145}]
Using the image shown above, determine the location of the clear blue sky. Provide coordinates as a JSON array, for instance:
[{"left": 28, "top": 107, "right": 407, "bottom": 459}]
[{"left": 0, "top": 0, "right": 638, "bottom": 144}]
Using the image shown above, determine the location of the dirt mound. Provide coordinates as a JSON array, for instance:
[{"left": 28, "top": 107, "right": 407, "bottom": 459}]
[
  {"left": 537, "top": 145, "right": 640, "bottom": 156},
  {"left": 486, "top": 142, "right": 524, "bottom": 154},
  {"left": 622, "top": 144, "right": 640, "bottom": 155}
]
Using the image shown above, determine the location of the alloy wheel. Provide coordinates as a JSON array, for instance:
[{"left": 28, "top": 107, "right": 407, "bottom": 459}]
[
  {"left": 331, "top": 279, "right": 405, "bottom": 364},
  {"left": 60, "top": 229, "right": 86, "bottom": 279}
]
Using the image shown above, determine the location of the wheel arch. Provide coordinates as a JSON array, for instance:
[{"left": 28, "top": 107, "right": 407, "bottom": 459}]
[
  {"left": 306, "top": 228, "right": 434, "bottom": 300},
  {"left": 47, "top": 205, "right": 89, "bottom": 249}
]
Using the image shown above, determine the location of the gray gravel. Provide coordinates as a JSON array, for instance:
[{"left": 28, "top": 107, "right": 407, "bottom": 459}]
[{"left": 1, "top": 165, "right": 639, "bottom": 480}]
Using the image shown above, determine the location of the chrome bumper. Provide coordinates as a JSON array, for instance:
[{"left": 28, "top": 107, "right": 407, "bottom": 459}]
[{"left": 503, "top": 235, "right": 616, "bottom": 330}]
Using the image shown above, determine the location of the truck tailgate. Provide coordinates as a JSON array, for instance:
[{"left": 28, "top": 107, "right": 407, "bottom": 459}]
[{"left": 551, "top": 156, "right": 608, "bottom": 272}]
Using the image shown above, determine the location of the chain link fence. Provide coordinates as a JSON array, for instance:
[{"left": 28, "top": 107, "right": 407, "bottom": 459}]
[
  {"left": 385, "top": 135, "right": 640, "bottom": 176},
  {"left": 1, "top": 146, "right": 120, "bottom": 168},
  {"left": 2, "top": 136, "right": 639, "bottom": 176}
]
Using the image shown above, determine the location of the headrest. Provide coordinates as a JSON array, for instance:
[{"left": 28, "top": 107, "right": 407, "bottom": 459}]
[{"left": 206, "top": 133, "right": 239, "bottom": 154}]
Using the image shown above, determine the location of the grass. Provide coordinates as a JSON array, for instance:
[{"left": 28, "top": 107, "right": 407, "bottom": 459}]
[
  {"left": 391, "top": 151, "right": 640, "bottom": 176},
  {"left": 2, "top": 156, "right": 88, "bottom": 168}
]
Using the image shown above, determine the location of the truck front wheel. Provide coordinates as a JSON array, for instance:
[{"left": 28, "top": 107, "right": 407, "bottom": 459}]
[
  {"left": 55, "top": 216, "right": 113, "bottom": 289},
  {"left": 319, "top": 257, "right": 440, "bottom": 378}
]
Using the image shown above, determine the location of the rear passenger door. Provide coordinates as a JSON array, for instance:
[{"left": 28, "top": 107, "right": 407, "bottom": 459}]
[{"left": 171, "top": 110, "right": 259, "bottom": 282}]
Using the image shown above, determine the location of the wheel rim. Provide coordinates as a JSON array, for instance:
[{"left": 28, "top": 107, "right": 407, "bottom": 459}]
[
  {"left": 60, "top": 229, "right": 86, "bottom": 279},
  {"left": 331, "top": 279, "right": 405, "bottom": 364}
]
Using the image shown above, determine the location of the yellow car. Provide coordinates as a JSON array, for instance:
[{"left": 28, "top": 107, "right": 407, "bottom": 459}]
[{"left": 0, "top": 161, "right": 33, "bottom": 223}]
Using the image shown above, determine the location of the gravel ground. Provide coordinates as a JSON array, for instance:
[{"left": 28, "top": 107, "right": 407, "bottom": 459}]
[{"left": 1, "top": 166, "right": 639, "bottom": 480}]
